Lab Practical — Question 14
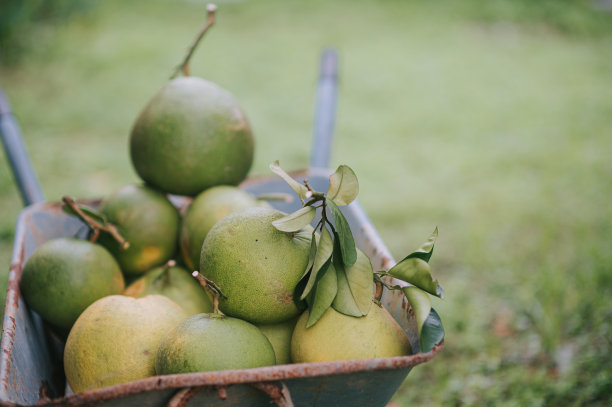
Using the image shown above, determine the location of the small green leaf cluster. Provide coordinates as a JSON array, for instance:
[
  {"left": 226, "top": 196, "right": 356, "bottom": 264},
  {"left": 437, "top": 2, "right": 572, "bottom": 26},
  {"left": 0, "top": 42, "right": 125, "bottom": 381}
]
[
  {"left": 376, "top": 228, "right": 444, "bottom": 353},
  {"left": 270, "top": 161, "right": 445, "bottom": 353},
  {"left": 270, "top": 162, "right": 372, "bottom": 328}
]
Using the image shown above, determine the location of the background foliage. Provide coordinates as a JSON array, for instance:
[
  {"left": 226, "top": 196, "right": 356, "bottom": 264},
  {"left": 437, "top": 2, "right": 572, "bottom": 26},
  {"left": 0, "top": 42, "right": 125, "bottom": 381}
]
[{"left": 1, "top": 0, "right": 611, "bottom": 405}]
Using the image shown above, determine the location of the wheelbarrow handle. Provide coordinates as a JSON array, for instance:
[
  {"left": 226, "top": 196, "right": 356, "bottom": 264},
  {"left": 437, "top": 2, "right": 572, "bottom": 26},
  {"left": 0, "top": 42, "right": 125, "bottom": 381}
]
[
  {"left": 310, "top": 48, "right": 339, "bottom": 170},
  {"left": 0, "top": 88, "right": 45, "bottom": 207}
]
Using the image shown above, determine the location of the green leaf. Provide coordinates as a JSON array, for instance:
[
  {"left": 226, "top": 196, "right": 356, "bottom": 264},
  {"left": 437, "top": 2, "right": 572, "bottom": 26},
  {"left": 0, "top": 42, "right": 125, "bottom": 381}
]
[
  {"left": 269, "top": 161, "right": 309, "bottom": 201},
  {"left": 293, "top": 276, "right": 309, "bottom": 310},
  {"left": 419, "top": 308, "right": 445, "bottom": 353},
  {"left": 301, "top": 230, "right": 318, "bottom": 279},
  {"left": 405, "top": 227, "right": 438, "bottom": 263},
  {"left": 388, "top": 257, "right": 443, "bottom": 298},
  {"left": 333, "top": 249, "right": 373, "bottom": 316},
  {"left": 327, "top": 165, "right": 359, "bottom": 206},
  {"left": 301, "top": 226, "right": 334, "bottom": 300},
  {"left": 403, "top": 286, "right": 432, "bottom": 340},
  {"left": 306, "top": 263, "right": 338, "bottom": 328},
  {"left": 332, "top": 263, "right": 362, "bottom": 317},
  {"left": 272, "top": 206, "right": 316, "bottom": 232},
  {"left": 326, "top": 199, "right": 357, "bottom": 267}
]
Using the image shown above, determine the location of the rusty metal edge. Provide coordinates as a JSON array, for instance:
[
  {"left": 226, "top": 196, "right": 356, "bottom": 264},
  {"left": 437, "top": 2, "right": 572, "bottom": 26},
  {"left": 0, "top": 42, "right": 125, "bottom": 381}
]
[
  {"left": 0, "top": 207, "right": 27, "bottom": 398},
  {"left": 46, "top": 342, "right": 443, "bottom": 407}
]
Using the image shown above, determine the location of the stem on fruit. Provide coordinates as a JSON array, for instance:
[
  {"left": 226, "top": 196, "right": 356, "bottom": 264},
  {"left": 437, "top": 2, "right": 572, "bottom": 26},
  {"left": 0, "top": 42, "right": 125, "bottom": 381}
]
[
  {"left": 62, "top": 196, "right": 129, "bottom": 249},
  {"left": 162, "top": 260, "right": 176, "bottom": 284},
  {"left": 191, "top": 271, "right": 226, "bottom": 314},
  {"left": 374, "top": 280, "right": 384, "bottom": 302},
  {"left": 171, "top": 3, "right": 217, "bottom": 79}
]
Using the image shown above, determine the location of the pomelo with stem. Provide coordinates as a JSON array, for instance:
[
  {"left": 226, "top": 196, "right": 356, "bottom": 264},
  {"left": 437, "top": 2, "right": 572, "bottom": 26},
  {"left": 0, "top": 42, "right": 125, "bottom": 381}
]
[
  {"left": 124, "top": 260, "right": 213, "bottom": 315},
  {"left": 200, "top": 206, "right": 312, "bottom": 324},
  {"left": 96, "top": 183, "right": 180, "bottom": 276},
  {"left": 155, "top": 272, "right": 276, "bottom": 374},
  {"left": 129, "top": 4, "right": 254, "bottom": 196}
]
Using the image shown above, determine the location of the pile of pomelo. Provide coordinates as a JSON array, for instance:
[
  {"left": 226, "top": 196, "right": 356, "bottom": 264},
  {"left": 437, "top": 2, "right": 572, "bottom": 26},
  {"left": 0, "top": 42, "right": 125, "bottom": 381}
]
[{"left": 19, "top": 5, "right": 444, "bottom": 395}]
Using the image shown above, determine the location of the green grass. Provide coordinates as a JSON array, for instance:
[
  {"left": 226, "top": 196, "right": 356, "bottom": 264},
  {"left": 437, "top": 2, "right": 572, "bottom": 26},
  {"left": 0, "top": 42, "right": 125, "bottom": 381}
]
[{"left": 1, "top": 0, "right": 611, "bottom": 405}]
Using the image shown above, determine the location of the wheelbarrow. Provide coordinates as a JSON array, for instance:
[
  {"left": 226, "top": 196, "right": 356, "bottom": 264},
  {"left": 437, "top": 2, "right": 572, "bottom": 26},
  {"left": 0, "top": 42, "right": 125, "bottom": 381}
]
[{"left": 0, "top": 49, "right": 443, "bottom": 407}]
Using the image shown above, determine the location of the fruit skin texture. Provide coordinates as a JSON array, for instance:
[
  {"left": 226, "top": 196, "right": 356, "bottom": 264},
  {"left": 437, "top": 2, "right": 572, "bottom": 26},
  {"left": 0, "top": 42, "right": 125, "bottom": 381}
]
[
  {"left": 200, "top": 207, "right": 312, "bottom": 324},
  {"left": 257, "top": 316, "right": 299, "bottom": 365},
  {"left": 64, "top": 295, "right": 187, "bottom": 393},
  {"left": 156, "top": 313, "right": 275, "bottom": 374},
  {"left": 97, "top": 184, "right": 180, "bottom": 276},
  {"left": 179, "top": 185, "right": 266, "bottom": 271},
  {"left": 124, "top": 263, "right": 213, "bottom": 315},
  {"left": 130, "top": 76, "right": 254, "bottom": 197},
  {"left": 20, "top": 237, "right": 124, "bottom": 332},
  {"left": 291, "top": 304, "right": 412, "bottom": 363}
]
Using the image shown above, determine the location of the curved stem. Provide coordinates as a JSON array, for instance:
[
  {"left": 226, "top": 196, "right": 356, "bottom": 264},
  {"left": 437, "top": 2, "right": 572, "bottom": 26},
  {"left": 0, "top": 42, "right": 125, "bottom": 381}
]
[
  {"left": 155, "top": 259, "right": 176, "bottom": 285},
  {"left": 191, "top": 271, "right": 226, "bottom": 314},
  {"left": 171, "top": 4, "right": 217, "bottom": 79},
  {"left": 62, "top": 196, "right": 129, "bottom": 249},
  {"left": 374, "top": 280, "right": 384, "bottom": 302}
]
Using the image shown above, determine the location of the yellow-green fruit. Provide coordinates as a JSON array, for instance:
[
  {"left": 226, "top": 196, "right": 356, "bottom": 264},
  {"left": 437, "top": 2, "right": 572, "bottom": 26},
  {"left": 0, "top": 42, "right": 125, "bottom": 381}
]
[
  {"left": 200, "top": 207, "right": 312, "bottom": 324},
  {"left": 291, "top": 305, "right": 412, "bottom": 363},
  {"left": 20, "top": 238, "right": 124, "bottom": 332},
  {"left": 179, "top": 185, "right": 265, "bottom": 271},
  {"left": 156, "top": 313, "right": 275, "bottom": 374},
  {"left": 130, "top": 76, "right": 254, "bottom": 196},
  {"left": 124, "top": 263, "right": 213, "bottom": 315},
  {"left": 64, "top": 295, "right": 187, "bottom": 393},
  {"left": 257, "top": 316, "right": 299, "bottom": 365},
  {"left": 97, "top": 184, "right": 180, "bottom": 276}
]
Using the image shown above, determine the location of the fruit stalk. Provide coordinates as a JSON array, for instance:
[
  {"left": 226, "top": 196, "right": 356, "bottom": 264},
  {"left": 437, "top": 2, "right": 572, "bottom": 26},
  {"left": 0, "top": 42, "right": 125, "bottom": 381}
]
[
  {"left": 374, "top": 280, "right": 384, "bottom": 302},
  {"left": 191, "top": 271, "right": 226, "bottom": 314},
  {"left": 171, "top": 3, "right": 218, "bottom": 79},
  {"left": 156, "top": 259, "right": 176, "bottom": 285},
  {"left": 62, "top": 196, "right": 129, "bottom": 249}
]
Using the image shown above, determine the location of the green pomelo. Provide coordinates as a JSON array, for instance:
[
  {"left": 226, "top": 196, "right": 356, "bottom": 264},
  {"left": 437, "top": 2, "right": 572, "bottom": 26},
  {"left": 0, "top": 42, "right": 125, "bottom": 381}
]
[
  {"left": 200, "top": 207, "right": 312, "bottom": 324},
  {"left": 97, "top": 184, "right": 180, "bottom": 276},
  {"left": 257, "top": 316, "right": 300, "bottom": 365},
  {"left": 179, "top": 185, "right": 266, "bottom": 271},
  {"left": 20, "top": 238, "right": 124, "bottom": 332},
  {"left": 130, "top": 76, "right": 254, "bottom": 196},
  {"left": 156, "top": 313, "right": 275, "bottom": 374},
  {"left": 124, "top": 263, "right": 213, "bottom": 315},
  {"left": 291, "top": 304, "right": 412, "bottom": 363},
  {"left": 64, "top": 295, "right": 187, "bottom": 393}
]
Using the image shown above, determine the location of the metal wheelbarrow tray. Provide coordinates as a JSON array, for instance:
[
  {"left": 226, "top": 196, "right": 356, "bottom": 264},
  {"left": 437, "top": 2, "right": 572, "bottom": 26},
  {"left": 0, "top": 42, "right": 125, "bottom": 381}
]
[{"left": 0, "top": 51, "right": 443, "bottom": 407}]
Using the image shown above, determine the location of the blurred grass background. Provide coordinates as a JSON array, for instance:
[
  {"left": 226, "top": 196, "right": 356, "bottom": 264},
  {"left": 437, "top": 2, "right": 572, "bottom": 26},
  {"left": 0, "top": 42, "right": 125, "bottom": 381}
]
[{"left": 1, "top": 0, "right": 611, "bottom": 405}]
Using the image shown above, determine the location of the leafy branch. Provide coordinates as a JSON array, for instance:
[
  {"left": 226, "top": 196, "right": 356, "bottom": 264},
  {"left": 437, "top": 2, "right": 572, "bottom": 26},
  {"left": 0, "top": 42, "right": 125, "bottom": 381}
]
[
  {"left": 269, "top": 161, "right": 371, "bottom": 328},
  {"left": 269, "top": 161, "right": 445, "bottom": 353},
  {"left": 375, "top": 228, "right": 445, "bottom": 353},
  {"left": 62, "top": 196, "right": 129, "bottom": 249}
]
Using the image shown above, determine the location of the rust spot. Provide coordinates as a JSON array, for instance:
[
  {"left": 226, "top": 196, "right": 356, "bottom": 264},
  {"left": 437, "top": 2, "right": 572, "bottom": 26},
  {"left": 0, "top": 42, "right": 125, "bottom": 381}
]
[
  {"left": 276, "top": 293, "right": 294, "bottom": 305},
  {"left": 217, "top": 386, "right": 227, "bottom": 400},
  {"left": 38, "top": 380, "right": 53, "bottom": 401}
]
